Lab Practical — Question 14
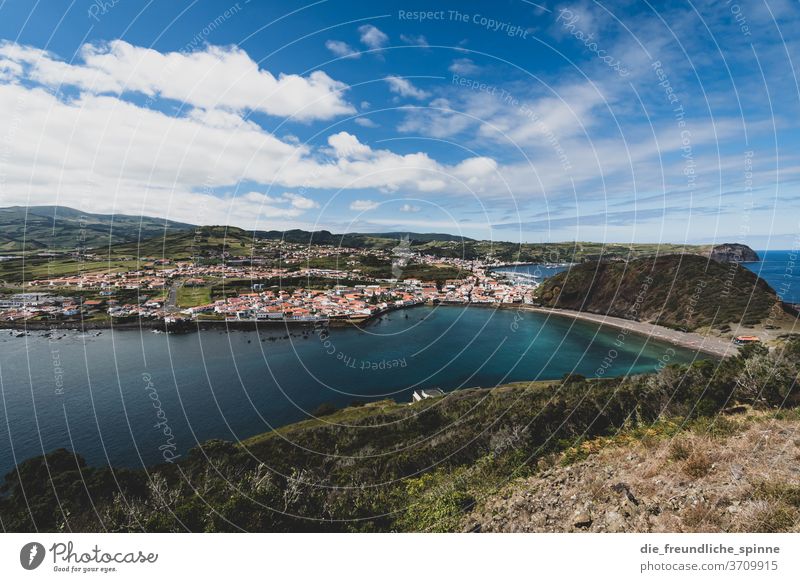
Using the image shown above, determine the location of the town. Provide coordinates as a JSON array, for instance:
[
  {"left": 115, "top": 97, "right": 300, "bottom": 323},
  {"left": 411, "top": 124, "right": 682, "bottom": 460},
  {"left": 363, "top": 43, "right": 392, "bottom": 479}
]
[{"left": 0, "top": 241, "right": 541, "bottom": 328}]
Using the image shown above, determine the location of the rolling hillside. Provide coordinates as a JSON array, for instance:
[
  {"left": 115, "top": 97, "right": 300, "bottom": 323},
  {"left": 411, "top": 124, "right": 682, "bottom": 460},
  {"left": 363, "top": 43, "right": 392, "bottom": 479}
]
[
  {"left": 537, "top": 253, "right": 783, "bottom": 331},
  {"left": 108, "top": 225, "right": 259, "bottom": 259},
  {"left": 0, "top": 206, "right": 193, "bottom": 252}
]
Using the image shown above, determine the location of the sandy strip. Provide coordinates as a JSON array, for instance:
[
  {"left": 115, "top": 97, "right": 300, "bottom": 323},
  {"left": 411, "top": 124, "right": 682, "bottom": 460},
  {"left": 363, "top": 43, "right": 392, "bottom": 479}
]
[{"left": 518, "top": 306, "right": 737, "bottom": 358}]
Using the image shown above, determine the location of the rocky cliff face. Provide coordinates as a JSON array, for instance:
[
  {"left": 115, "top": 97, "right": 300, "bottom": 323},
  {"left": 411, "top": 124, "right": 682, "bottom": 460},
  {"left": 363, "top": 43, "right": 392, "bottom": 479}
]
[{"left": 708, "top": 243, "right": 760, "bottom": 263}]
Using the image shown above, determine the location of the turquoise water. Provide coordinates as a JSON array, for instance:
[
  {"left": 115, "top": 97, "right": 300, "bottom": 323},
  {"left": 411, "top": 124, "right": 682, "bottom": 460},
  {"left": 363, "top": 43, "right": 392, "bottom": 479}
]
[{"left": 0, "top": 305, "right": 703, "bottom": 474}]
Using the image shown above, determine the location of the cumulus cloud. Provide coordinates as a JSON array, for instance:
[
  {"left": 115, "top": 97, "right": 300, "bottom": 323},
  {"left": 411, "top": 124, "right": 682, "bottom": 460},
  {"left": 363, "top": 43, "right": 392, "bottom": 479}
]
[
  {"left": 399, "top": 203, "right": 421, "bottom": 213},
  {"left": 0, "top": 40, "right": 355, "bottom": 121},
  {"left": 0, "top": 38, "right": 589, "bottom": 232},
  {"left": 350, "top": 199, "right": 380, "bottom": 211},
  {"left": 327, "top": 131, "right": 372, "bottom": 158},
  {"left": 325, "top": 40, "right": 360, "bottom": 59},
  {"left": 358, "top": 24, "right": 389, "bottom": 49},
  {"left": 385, "top": 76, "right": 430, "bottom": 100},
  {"left": 282, "top": 192, "right": 319, "bottom": 209}
]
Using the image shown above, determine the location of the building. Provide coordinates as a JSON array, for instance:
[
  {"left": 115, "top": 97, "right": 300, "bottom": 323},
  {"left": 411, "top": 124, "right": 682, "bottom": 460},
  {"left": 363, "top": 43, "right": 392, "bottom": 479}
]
[{"left": 411, "top": 388, "right": 445, "bottom": 403}]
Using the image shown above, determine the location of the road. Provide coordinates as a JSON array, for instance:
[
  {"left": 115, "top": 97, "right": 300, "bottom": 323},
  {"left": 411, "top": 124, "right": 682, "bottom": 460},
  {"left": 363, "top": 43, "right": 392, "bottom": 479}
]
[{"left": 165, "top": 282, "right": 180, "bottom": 313}]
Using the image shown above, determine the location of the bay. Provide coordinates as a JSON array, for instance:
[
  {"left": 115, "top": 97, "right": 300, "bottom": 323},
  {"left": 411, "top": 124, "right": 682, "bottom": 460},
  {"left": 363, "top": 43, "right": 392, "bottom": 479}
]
[{"left": 0, "top": 305, "right": 703, "bottom": 475}]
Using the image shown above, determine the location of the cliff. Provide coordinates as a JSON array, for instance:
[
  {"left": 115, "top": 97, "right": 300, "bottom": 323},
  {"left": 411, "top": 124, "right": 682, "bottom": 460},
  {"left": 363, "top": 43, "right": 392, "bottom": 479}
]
[
  {"left": 536, "top": 254, "right": 779, "bottom": 331},
  {"left": 708, "top": 243, "right": 760, "bottom": 263}
]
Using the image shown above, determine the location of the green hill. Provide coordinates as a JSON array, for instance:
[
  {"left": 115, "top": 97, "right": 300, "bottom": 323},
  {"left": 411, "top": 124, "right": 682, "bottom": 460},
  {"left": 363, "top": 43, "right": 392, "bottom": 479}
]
[
  {"left": 537, "top": 254, "right": 782, "bottom": 331},
  {"left": 0, "top": 206, "right": 193, "bottom": 252},
  {"left": 109, "top": 225, "right": 259, "bottom": 260},
  {"left": 257, "top": 229, "right": 471, "bottom": 246}
]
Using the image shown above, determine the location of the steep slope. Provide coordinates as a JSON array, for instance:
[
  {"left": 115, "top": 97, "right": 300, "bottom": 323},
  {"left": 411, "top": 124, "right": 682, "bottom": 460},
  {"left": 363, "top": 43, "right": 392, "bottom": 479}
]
[
  {"left": 537, "top": 254, "right": 782, "bottom": 331},
  {"left": 708, "top": 243, "right": 760, "bottom": 263}
]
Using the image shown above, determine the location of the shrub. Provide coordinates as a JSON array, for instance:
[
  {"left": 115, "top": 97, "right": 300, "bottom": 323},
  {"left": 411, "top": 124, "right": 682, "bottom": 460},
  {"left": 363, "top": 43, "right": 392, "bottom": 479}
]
[
  {"left": 312, "top": 402, "right": 338, "bottom": 417},
  {"left": 668, "top": 439, "right": 692, "bottom": 461},
  {"left": 682, "top": 450, "right": 712, "bottom": 479}
]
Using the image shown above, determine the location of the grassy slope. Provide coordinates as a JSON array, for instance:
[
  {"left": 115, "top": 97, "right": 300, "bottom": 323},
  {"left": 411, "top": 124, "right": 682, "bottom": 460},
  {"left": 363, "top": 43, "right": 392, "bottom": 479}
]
[
  {"left": 467, "top": 407, "right": 800, "bottom": 533},
  {"left": 109, "top": 225, "right": 257, "bottom": 259},
  {"left": 537, "top": 254, "right": 782, "bottom": 330},
  {"left": 0, "top": 206, "right": 192, "bottom": 252}
]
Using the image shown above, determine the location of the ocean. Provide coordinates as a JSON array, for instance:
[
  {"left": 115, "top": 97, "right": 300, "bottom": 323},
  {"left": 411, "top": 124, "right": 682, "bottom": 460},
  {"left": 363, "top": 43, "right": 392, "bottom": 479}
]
[{"left": 744, "top": 250, "right": 799, "bottom": 304}]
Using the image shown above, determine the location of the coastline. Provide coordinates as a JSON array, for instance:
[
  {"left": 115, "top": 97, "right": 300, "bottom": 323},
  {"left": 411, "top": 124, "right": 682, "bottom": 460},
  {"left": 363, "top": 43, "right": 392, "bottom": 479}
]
[
  {"left": 1, "top": 300, "right": 736, "bottom": 357},
  {"left": 511, "top": 305, "right": 734, "bottom": 358}
]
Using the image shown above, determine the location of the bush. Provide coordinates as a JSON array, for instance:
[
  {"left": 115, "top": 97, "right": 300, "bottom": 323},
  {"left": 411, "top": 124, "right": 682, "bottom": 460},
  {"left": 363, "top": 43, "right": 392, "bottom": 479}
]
[
  {"left": 312, "top": 402, "right": 338, "bottom": 417},
  {"left": 668, "top": 439, "right": 692, "bottom": 461},
  {"left": 682, "top": 450, "right": 713, "bottom": 479}
]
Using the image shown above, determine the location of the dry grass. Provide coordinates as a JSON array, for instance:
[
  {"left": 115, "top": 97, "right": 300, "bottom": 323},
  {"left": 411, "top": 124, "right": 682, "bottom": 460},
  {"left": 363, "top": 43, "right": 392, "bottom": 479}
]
[
  {"left": 682, "top": 450, "right": 713, "bottom": 479},
  {"left": 467, "top": 409, "right": 800, "bottom": 533},
  {"left": 668, "top": 438, "right": 692, "bottom": 461}
]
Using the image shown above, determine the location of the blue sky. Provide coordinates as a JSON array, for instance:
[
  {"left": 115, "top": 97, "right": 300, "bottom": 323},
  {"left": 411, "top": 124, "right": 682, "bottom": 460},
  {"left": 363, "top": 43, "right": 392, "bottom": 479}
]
[{"left": 0, "top": 0, "right": 798, "bottom": 248}]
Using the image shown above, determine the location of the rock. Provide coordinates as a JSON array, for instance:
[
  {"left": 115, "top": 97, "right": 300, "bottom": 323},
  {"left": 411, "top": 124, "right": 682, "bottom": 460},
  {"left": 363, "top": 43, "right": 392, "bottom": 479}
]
[
  {"left": 708, "top": 243, "right": 759, "bottom": 263},
  {"left": 611, "top": 482, "right": 640, "bottom": 506},
  {"left": 573, "top": 511, "right": 593, "bottom": 528},
  {"left": 604, "top": 510, "right": 627, "bottom": 533}
]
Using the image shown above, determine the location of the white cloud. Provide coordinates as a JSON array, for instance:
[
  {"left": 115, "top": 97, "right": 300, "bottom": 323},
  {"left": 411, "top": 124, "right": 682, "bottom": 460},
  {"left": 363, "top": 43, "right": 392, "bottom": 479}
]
[
  {"left": 0, "top": 40, "right": 355, "bottom": 122},
  {"left": 448, "top": 58, "right": 480, "bottom": 75},
  {"left": 400, "top": 34, "right": 428, "bottom": 47},
  {"left": 385, "top": 76, "right": 430, "bottom": 100},
  {"left": 0, "top": 65, "right": 505, "bottom": 229},
  {"left": 327, "top": 131, "right": 372, "bottom": 158},
  {"left": 397, "top": 97, "right": 474, "bottom": 138},
  {"left": 239, "top": 192, "right": 309, "bottom": 218},
  {"left": 282, "top": 192, "right": 319, "bottom": 209},
  {"left": 0, "top": 58, "right": 23, "bottom": 80},
  {"left": 354, "top": 117, "right": 378, "bottom": 128},
  {"left": 358, "top": 24, "right": 389, "bottom": 49},
  {"left": 399, "top": 203, "right": 421, "bottom": 213},
  {"left": 325, "top": 40, "right": 359, "bottom": 59},
  {"left": 350, "top": 199, "right": 380, "bottom": 211}
]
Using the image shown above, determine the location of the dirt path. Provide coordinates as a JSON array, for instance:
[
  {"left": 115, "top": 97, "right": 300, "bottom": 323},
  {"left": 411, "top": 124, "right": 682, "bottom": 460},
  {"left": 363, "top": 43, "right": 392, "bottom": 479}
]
[{"left": 520, "top": 306, "right": 737, "bottom": 358}]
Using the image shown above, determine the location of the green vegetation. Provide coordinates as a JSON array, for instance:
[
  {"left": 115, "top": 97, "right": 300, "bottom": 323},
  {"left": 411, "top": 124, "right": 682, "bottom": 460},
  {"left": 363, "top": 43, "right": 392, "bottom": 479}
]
[
  {"left": 0, "top": 205, "right": 191, "bottom": 252},
  {"left": 176, "top": 286, "right": 212, "bottom": 308},
  {"left": 0, "top": 257, "right": 144, "bottom": 283},
  {"left": 537, "top": 254, "right": 783, "bottom": 331},
  {"left": 2, "top": 339, "right": 798, "bottom": 532},
  {"left": 110, "top": 225, "right": 257, "bottom": 260}
]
